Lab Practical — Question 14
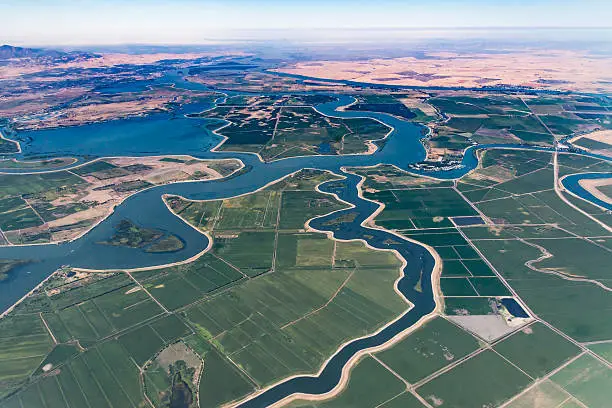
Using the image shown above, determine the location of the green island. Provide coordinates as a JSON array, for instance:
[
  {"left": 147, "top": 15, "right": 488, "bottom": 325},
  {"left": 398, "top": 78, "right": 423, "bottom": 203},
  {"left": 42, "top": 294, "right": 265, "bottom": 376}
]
[
  {"left": 202, "top": 98, "right": 391, "bottom": 161},
  {"left": 98, "top": 219, "right": 185, "bottom": 253}
]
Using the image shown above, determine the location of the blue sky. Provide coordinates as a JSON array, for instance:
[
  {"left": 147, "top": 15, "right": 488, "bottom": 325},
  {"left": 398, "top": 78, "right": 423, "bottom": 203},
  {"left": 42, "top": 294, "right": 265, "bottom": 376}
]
[{"left": 2, "top": 0, "right": 611, "bottom": 45}]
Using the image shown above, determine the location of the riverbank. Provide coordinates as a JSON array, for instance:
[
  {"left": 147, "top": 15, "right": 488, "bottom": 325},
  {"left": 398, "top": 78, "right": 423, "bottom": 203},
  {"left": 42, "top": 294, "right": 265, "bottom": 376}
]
[{"left": 578, "top": 177, "right": 612, "bottom": 206}]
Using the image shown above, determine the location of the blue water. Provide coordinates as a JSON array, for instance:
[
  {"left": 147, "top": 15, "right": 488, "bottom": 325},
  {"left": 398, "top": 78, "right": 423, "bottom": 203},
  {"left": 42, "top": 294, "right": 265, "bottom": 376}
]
[
  {"left": 561, "top": 172, "right": 612, "bottom": 211},
  {"left": 15, "top": 102, "right": 216, "bottom": 159},
  {"left": 94, "top": 80, "right": 155, "bottom": 94},
  {"left": 501, "top": 298, "right": 529, "bottom": 318},
  {"left": 0, "top": 74, "right": 610, "bottom": 407},
  {"left": 0, "top": 94, "right": 430, "bottom": 313},
  {"left": 452, "top": 216, "right": 485, "bottom": 226}
]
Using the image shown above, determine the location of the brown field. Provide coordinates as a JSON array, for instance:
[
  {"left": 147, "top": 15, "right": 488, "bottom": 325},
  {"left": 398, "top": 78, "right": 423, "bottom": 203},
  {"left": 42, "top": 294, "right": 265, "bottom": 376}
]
[
  {"left": 10, "top": 87, "right": 215, "bottom": 130},
  {"left": 0, "top": 52, "right": 247, "bottom": 79},
  {"left": 275, "top": 50, "right": 612, "bottom": 93}
]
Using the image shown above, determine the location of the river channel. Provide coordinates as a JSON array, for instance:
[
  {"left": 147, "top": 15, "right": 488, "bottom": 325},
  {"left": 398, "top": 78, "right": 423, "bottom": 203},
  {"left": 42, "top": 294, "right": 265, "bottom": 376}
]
[{"left": 0, "top": 76, "right": 610, "bottom": 407}]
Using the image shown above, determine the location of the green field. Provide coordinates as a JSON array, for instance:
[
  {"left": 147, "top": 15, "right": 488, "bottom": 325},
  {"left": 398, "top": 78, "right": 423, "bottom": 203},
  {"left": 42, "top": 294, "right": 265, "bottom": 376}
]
[
  {"left": 134, "top": 253, "right": 245, "bottom": 310},
  {"left": 169, "top": 171, "right": 407, "bottom": 395},
  {"left": 426, "top": 94, "right": 561, "bottom": 151},
  {"left": 375, "top": 317, "right": 479, "bottom": 383},
  {"left": 551, "top": 354, "right": 612, "bottom": 407},
  {"left": 493, "top": 323, "right": 581, "bottom": 377},
  {"left": 207, "top": 104, "right": 390, "bottom": 161},
  {"left": 473, "top": 238, "right": 612, "bottom": 341},
  {"left": 2, "top": 341, "right": 146, "bottom": 408},
  {"left": 364, "top": 188, "right": 476, "bottom": 230},
  {"left": 196, "top": 345, "right": 255, "bottom": 407},
  {"left": 506, "top": 380, "right": 572, "bottom": 408},
  {"left": 0, "top": 169, "right": 87, "bottom": 243},
  {"left": 185, "top": 247, "right": 404, "bottom": 387},
  {"left": 573, "top": 136, "right": 612, "bottom": 151},
  {"left": 415, "top": 350, "right": 532, "bottom": 407},
  {"left": 588, "top": 342, "right": 612, "bottom": 364},
  {"left": 289, "top": 356, "right": 407, "bottom": 408},
  {"left": 1, "top": 86, "right": 611, "bottom": 408},
  {"left": 0, "top": 314, "right": 52, "bottom": 386},
  {"left": 0, "top": 171, "right": 85, "bottom": 200},
  {"left": 352, "top": 165, "right": 454, "bottom": 191}
]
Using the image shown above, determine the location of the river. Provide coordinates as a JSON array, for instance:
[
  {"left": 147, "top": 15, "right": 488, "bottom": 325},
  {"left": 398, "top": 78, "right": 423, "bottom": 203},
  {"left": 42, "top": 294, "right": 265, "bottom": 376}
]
[{"left": 0, "top": 76, "right": 609, "bottom": 407}]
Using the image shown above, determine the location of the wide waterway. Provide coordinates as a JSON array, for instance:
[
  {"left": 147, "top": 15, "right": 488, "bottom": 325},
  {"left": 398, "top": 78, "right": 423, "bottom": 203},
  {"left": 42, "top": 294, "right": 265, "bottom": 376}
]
[
  {"left": 1, "top": 76, "right": 610, "bottom": 407},
  {"left": 0, "top": 94, "right": 435, "bottom": 313}
]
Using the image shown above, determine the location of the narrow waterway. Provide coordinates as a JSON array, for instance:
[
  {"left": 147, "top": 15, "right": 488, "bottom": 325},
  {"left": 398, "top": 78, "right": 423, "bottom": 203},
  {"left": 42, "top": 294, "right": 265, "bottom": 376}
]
[{"left": 237, "top": 172, "right": 436, "bottom": 407}]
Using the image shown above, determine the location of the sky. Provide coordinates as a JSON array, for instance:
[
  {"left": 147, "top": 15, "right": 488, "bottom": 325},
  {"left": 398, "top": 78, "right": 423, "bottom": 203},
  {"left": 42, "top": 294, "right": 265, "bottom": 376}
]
[{"left": 1, "top": 0, "right": 611, "bottom": 46}]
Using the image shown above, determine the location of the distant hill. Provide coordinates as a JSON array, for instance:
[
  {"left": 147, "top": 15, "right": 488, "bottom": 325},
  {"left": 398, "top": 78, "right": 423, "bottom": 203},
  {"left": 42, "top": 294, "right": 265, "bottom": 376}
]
[{"left": 0, "top": 45, "right": 99, "bottom": 62}]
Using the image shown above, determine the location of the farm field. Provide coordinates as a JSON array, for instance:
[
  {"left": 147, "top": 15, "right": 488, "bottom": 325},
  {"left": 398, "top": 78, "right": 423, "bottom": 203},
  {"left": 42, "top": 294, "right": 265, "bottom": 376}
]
[
  {"left": 168, "top": 172, "right": 407, "bottom": 391},
  {"left": 415, "top": 350, "right": 532, "bottom": 407},
  {"left": 417, "top": 92, "right": 612, "bottom": 161},
  {"left": 454, "top": 150, "right": 612, "bottom": 343},
  {"left": 203, "top": 102, "right": 391, "bottom": 161},
  {"left": 0, "top": 169, "right": 410, "bottom": 407},
  {"left": 375, "top": 317, "right": 480, "bottom": 383},
  {"left": 0, "top": 51, "right": 611, "bottom": 408},
  {"left": 0, "top": 143, "right": 609, "bottom": 408},
  {"left": 287, "top": 356, "right": 408, "bottom": 408},
  {"left": 0, "top": 156, "right": 241, "bottom": 245}
]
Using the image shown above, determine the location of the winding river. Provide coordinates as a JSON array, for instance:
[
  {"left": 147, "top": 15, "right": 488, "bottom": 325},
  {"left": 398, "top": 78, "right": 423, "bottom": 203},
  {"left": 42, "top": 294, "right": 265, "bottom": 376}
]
[{"left": 0, "top": 76, "right": 610, "bottom": 407}]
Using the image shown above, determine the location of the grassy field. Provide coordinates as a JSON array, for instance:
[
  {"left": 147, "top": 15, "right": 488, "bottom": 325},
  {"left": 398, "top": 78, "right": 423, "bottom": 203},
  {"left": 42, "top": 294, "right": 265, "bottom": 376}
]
[
  {"left": 506, "top": 380, "right": 572, "bottom": 408},
  {"left": 415, "top": 350, "right": 532, "bottom": 407},
  {"left": 0, "top": 172, "right": 85, "bottom": 200},
  {"left": 0, "top": 170, "right": 87, "bottom": 242},
  {"left": 375, "top": 317, "right": 479, "bottom": 383},
  {"left": 364, "top": 188, "right": 476, "bottom": 230},
  {"left": 493, "top": 323, "right": 581, "bottom": 378},
  {"left": 2, "top": 341, "right": 147, "bottom": 408},
  {"left": 588, "top": 342, "right": 612, "bottom": 364},
  {"left": 550, "top": 354, "right": 612, "bottom": 407},
  {"left": 184, "top": 247, "right": 404, "bottom": 387},
  {"left": 0, "top": 315, "right": 53, "bottom": 387},
  {"left": 351, "top": 165, "right": 454, "bottom": 191},
  {"left": 207, "top": 103, "right": 390, "bottom": 161},
  {"left": 288, "top": 356, "right": 407, "bottom": 408},
  {"left": 196, "top": 344, "right": 255, "bottom": 407},
  {"left": 133, "top": 253, "right": 245, "bottom": 310},
  {"left": 474, "top": 237, "right": 612, "bottom": 341}
]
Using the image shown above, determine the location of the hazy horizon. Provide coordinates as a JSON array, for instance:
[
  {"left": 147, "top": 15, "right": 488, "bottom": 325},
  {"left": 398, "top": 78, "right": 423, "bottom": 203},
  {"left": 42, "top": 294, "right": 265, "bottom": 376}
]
[{"left": 2, "top": 0, "right": 612, "bottom": 46}]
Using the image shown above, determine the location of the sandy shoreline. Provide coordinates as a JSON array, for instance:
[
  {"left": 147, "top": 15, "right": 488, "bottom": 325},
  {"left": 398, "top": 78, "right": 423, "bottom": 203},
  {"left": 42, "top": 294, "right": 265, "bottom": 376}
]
[
  {"left": 578, "top": 177, "right": 612, "bottom": 206},
  {"left": 0, "top": 155, "right": 245, "bottom": 249},
  {"left": 0, "top": 156, "right": 245, "bottom": 319},
  {"left": 0, "top": 130, "right": 22, "bottom": 154}
]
